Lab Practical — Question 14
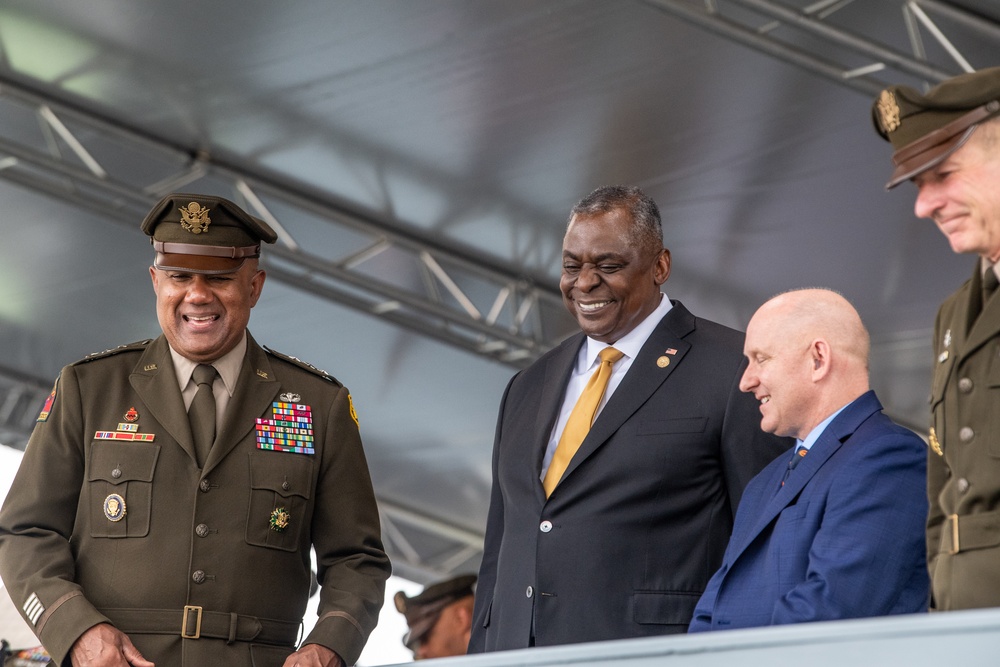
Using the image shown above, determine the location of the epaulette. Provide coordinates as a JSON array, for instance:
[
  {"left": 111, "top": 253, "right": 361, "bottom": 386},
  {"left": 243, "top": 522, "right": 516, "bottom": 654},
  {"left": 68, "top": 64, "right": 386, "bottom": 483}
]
[
  {"left": 74, "top": 339, "right": 154, "bottom": 365},
  {"left": 264, "top": 346, "right": 340, "bottom": 385}
]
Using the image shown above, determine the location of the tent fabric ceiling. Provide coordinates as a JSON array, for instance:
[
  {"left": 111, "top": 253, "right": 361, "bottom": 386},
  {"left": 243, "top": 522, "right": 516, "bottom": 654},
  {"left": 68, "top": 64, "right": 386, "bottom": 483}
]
[{"left": 0, "top": 0, "right": 998, "bottom": 583}]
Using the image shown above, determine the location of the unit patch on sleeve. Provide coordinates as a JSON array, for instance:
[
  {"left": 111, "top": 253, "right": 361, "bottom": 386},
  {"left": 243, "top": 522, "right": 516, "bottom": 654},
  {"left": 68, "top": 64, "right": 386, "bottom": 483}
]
[
  {"left": 36, "top": 380, "right": 58, "bottom": 422},
  {"left": 256, "top": 402, "right": 315, "bottom": 454}
]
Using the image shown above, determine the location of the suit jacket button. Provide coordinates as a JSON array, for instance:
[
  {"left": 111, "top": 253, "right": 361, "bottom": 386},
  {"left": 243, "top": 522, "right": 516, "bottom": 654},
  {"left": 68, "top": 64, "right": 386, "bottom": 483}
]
[
  {"left": 539, "top": 520, "right": 552, "bottom": 533},
  {"left": 200, "top": 479, "right": 211, "bottom": 493},
  {"left": 957, "top": 478, "right": 970, "bottom": 494},
  {"left": 196, "top": 523, "right": 210, "bottom": 538},
  {"left": 526, "top": 586, "right": 533, "bottom": 598},
  {"left": 959, "top": 427, "right": 975, "bottom": 442},
  {"left": 958, "top": 377, "right": 974, "bottom": 393},
  {"left": 192, "top": 570, "right": 206, "bottom": 584}
]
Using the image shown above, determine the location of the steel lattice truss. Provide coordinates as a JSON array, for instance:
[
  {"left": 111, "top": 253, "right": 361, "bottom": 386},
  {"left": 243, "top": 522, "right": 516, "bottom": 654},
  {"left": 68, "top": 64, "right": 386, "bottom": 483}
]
[{"left": 644, "top": 0, "right": 1000, "bottom": 92}]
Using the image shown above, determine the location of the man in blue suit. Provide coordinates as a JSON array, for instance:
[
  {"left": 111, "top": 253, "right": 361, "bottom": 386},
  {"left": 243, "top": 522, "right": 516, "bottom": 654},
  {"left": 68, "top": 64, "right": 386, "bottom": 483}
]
[{"left": 689, "top": 289, "right": 929, "bottom": 632}]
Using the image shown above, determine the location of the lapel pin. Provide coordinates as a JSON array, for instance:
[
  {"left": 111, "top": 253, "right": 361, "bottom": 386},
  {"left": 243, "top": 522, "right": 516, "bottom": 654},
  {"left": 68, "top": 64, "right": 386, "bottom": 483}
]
[
  {"left": 257, "top": 369, "right": 269, "bottom": 379},
  {"left": 656, "top": 356, "right": 670, "bottom": 368},
  {"left": 665, "top": 348, "right": 678, "bottom": 355}
]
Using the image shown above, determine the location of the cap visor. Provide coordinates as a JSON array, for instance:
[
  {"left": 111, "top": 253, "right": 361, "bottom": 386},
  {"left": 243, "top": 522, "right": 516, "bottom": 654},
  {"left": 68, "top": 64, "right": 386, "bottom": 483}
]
[
  {"left": 886, "top": 127, "right": 975, "bottom": 189},
  {"left": 154, "top": 252, "right": 246, "bottom": 274}
]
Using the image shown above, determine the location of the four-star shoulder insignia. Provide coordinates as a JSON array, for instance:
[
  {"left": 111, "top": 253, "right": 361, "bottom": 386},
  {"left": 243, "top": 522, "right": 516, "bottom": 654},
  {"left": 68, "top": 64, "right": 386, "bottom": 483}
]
[
  {"left": 75, "top": 339, "right": 153, "bottom": 365},
  {"left": 264, "top": 346, "right": 341, "bottom": 384}
]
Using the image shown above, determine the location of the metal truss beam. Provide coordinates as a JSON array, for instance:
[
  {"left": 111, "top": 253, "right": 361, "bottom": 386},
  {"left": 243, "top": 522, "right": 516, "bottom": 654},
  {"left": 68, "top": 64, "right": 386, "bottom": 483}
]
[
  {"left": 642, "top": 0, "right": 1000, "bottom": 96},
  {"left": 0, "top": 75, "right": 574, "bottom": 376}
]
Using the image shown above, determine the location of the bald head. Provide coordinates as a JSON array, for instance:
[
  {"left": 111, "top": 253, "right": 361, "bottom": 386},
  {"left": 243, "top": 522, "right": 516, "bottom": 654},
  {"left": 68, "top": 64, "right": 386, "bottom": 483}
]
[{"left": 740, "top": 289, "right": 870, "bottom": 440}]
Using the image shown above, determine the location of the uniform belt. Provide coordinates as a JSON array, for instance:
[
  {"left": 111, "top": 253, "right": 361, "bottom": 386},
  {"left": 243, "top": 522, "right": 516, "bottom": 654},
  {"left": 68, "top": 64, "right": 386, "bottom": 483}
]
[
  {"left": 940, "top": 510, "right": 1000, "bottom": 555},
  {"left": 101, "top": 607, "right": 300, "bottom": 646}
]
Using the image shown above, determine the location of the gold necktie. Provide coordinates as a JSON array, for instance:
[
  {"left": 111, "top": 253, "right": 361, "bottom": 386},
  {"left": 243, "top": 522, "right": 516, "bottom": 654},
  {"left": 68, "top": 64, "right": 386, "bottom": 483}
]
[
  {"left": 189, "top": 364, "right": 218, "bottom": 468},
  {"left": 543, "top": 347, "right": 624, "bottom": 497}
]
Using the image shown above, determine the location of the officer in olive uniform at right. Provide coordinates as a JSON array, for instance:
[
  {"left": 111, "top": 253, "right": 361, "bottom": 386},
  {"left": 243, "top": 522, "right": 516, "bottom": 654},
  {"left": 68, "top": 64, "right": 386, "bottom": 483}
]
[{"left": 872, "top": 66, "right": 1000, "bottom": 610}]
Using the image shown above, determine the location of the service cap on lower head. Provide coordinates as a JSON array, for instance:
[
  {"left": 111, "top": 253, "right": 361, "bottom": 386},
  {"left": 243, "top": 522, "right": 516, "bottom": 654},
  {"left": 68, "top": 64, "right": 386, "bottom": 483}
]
[
  {"left": 394, "top": 574, "right": 477, "bottom": 650},
  {"left": 141, "top": 193, "right": 278, "bottom": 274},
  {"left": 872, "top": 66, "right": 1000, "bottom": 189}
]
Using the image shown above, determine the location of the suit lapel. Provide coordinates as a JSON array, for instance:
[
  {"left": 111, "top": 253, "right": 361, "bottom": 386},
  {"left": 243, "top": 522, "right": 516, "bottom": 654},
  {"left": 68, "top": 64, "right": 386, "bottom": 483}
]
[
  {"left": 129, "top": 336, "right": 198, "bottom": 464},
  {"left": 556, "top": 302, "right": 695, "bottom": 488},
  {"left": 205, "top": 333, "right": 279, "bottom": 473},
  {"left": 737, "top": 392, "right": 882, "bottom": 555}
]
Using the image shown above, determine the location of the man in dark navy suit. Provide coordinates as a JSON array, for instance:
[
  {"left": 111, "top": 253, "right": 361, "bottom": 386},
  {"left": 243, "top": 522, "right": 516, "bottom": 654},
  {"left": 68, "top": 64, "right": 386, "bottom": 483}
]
[{"left": 689, "top": 289, "right": 928, "bottom": 632}]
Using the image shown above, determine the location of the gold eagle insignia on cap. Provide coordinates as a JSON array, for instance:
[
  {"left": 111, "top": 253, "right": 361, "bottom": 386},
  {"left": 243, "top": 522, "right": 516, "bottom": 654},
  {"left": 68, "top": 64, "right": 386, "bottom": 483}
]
[
  {"left": 876, "top": 90, "right": 901, "bottom": 133},
  {"left": 179, "top": 202, "right": 212, "bottom": 235}
]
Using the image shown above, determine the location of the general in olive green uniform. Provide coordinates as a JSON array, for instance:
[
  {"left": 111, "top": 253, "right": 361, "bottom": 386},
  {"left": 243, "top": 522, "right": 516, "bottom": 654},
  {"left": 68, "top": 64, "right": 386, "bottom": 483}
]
[
  {"left": 873, "top": 67, "right": 1000, "bottom": 610},
  {"left": 0, "top": 194, "right": 391, "bottom": 665}
]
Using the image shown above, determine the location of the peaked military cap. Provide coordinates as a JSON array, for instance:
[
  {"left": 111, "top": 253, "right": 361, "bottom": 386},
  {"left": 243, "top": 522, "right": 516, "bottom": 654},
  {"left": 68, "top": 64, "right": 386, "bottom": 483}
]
[
  {"left": 872, "top": 66, "right": 1000, "bottom": 189},
  {"left": 394, "top": 574, "right": 476, "bottom": 651},
  {"left": 141, "top": 193, "right": 278, "bottom": 274}
]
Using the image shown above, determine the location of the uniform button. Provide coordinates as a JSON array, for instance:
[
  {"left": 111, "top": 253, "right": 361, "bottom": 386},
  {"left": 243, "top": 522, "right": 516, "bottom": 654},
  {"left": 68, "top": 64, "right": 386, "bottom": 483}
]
[
  {"left": 200, "top": 479, "right": 211, "bottom": 493},
  {"left": 112, "top": 468, "right": 122, "bottom": 479},
  {"left": 960, "top": 427, "right": 975, "bottom": 442},
  {"left": 526, "top": 586, "right": 533, "bottom": 598},
  {"left": 958, "top": 378, "right": 974, "bottom": 393},
  {"left": 539, "top": 520, "right": 552, "bottom": 533},
  {"left": 957, "top": 478, "right": 970, "bottom": 494},
  {"left": 195, "top": 523, "right": 210, "bottom": 538},
  {"left": 192, "top": 570, "right": 206, "bottom": 584},
  {"left": 282, "top": 481, "right": 290, "bottom": 491}
]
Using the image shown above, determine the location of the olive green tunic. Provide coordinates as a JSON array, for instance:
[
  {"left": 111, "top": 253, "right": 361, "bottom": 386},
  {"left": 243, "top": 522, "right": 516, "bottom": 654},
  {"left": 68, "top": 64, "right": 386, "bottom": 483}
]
[
  {"left": 0, "top": 333, "right": 390, "bottom": 665},
  {"left": 928, "top": 264, "right": 1000, "bottom": 610}
]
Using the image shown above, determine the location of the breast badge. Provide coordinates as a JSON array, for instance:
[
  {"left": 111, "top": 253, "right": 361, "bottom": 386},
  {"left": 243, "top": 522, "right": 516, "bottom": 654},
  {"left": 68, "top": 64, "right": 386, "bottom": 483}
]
[
  {"left": 269, "top": 507, "right": 290, "bottom": 532},
  {"left": 103, "top": 493, "right": 127, "bottom": 522}
]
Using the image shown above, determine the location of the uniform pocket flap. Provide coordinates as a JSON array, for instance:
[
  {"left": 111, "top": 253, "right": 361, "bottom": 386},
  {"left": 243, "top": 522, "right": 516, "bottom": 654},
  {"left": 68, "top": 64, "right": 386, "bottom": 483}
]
[
  {"left": 249, "top": 451, "right": 313, "bottom": 500},
  {"left": 87, "top": 442, "right": 159, "bottom": 485}
]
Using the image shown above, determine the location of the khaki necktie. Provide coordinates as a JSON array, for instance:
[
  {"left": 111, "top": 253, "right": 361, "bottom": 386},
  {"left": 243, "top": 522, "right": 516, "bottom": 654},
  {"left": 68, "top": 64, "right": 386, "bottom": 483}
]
[
  {"left": 189, "top": 364, "right": 218, "bottom": 468},
  {"left": 983, "top": 268, "right": 999, "bottom": 306},
  {"left": 543, "top": 347, "right": 624, "bottom": 497}
]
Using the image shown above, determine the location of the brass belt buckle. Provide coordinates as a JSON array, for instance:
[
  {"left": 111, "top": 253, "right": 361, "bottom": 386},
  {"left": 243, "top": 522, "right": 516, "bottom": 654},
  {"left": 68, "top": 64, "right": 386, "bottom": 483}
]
[
  {"left": 949, "top": 513, "right": 960, "bottom": 555},
  {"left": 182, "top": 605, "right": 203, "bottom": 639}
]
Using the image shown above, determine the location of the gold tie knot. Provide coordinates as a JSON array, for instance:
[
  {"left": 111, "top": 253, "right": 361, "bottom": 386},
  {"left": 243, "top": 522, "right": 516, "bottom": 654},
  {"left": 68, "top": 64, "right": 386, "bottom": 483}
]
[{"left": 599, "top": 347, "right": 625, "bottom": 365}]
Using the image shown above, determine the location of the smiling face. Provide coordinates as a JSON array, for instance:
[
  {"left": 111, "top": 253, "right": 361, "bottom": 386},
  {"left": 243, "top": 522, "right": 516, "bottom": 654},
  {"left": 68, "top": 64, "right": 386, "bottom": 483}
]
[
  {"left": 913, "top": 123, "right": 1000, "bottom": 260},
  {"left": 739, "top": 303, "right": 816, "bottom": 440},
  {"left": 560, "top": 208, "right": 670, "bottom": 344},
  {"left": 150, "top": 260, "right": 265, "bottom": 363}
]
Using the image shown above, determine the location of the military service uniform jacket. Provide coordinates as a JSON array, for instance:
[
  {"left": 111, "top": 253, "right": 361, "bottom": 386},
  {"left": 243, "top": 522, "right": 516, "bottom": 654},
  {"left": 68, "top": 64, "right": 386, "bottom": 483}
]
[
  {"left": 0, "top": 333, "right": 390, "bottom": 666},
  {"left": 928, "top": 264, "right": 1000, "bottom": 610}
]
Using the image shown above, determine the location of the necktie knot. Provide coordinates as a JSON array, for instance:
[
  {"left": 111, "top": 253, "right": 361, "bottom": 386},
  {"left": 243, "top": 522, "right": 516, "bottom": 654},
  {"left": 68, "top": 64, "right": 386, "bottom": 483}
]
[
  {"left": 193, "top": 364, "right": 217, "bottom": 388},
  {"left": 984, "top": 268, "right": 999, "bottom": 298},
  {"left": 599, "top": 347, "right": 625, "bottom": 365}
]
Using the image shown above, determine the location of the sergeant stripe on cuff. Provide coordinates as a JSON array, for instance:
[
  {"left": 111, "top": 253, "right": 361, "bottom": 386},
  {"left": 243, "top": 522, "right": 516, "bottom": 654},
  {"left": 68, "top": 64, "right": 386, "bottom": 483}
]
[{"left": 23, "top": 592, "right": 44, "bottom": 626}]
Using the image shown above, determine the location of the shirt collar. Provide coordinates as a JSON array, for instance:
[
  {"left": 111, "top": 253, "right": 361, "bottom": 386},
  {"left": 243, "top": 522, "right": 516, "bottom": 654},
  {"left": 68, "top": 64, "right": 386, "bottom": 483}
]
[
  {"left": 581, "top": 293, "right": 672, "bottom": 370},
  {"left": 797, "top": 402, "right": 849, "bottom": 451},
  {"left": 169, "top": 332, "right": 248, "bottom": 397}
]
